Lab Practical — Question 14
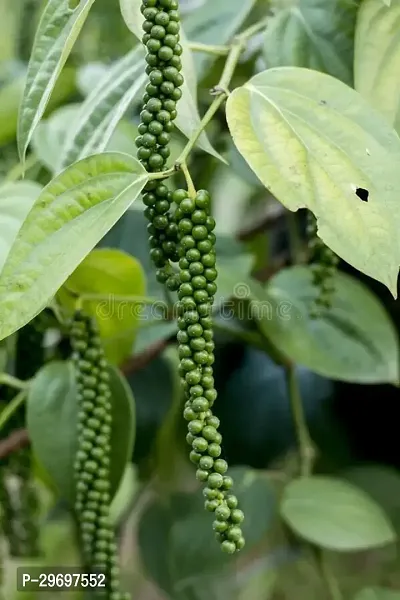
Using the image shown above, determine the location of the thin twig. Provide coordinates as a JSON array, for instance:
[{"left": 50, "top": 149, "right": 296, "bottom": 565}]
[
  {"left": 285, "top": 364, "right": 316, "bottom": 477},
  {"left": 0, "top": 428, "right": 29, "bottom": 460},
  {"left": 149, "top": 17, "right": 270, "bottom": 182},
  {"left": 285, "top": 364, "right": 343, "bottom": 600},
  {"left": 188, "top": 42, "right": 230, "bottom": 56},
  {"left": 119, "top": 339, "right": 170, "bottom": 376}
]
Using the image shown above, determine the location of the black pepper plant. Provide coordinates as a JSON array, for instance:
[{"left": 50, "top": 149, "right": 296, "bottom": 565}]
[
  {"left": 0, "top": 0, "right": 400, "bottom": 599},
  {"left": 135, "top": 0, "right": 245, "bottom": 553},
  {"left": 71, "top": 310, "right": 129, "bottom": 600}
]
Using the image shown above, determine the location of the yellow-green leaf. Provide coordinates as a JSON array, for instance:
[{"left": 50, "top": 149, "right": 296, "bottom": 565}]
[
  {"left": 354, "top": 0, "right": 400, "bottom": 133},
  {"left": 58, "top": 248, "right": 146, "bottom": 365},
  {"left": 119, "top": 0, "right": 224, "bottom": 162},
  {"left": 226, "top": 67, "right": 400, "bottom": 296},
  {"left": 0, "top": 152, "right": 148, "bottom": 341},
  {"left": 17, "top": 0, "right": 96, "bottom": 163}
]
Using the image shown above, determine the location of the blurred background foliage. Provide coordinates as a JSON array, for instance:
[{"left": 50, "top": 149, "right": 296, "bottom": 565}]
[{"left": 1, "top": 0, "right": 400, "bottom": 599}]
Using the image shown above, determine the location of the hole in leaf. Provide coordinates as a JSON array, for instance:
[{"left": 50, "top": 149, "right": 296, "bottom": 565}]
[{"left": 355, "top": 187, "right": 369, "bottom": 202}]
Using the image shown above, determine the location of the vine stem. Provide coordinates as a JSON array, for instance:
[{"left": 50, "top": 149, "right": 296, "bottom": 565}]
[
  {"left": 0, "top": 390, "right": 27, "bottom": 432},
  {"left": 285, "top": 364, "right": 343, "bottom": 600},
  {"left": 181, "top": 162, "right": 196, "bottom": 197},
  {"left": 149, "top": 16, "right": 270, "bottom": 182},
  {"left": 285, "top": 364, "right": 316, "bottom": 477},
  {"left": 0, "top": 373, "right": 28, "bottom": 391},
  {"left": 188, "top": 42, "right": 230, "bottom": 56}
]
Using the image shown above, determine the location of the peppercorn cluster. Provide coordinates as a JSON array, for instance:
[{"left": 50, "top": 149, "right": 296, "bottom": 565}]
[
  {"left": 137, "top": 0, "right": 184, "bottom": 289},
  {"left": 70, "top": 312, "right": 129, "bottom": 600},
  {"left": 172, "top": 188, "right": 245, "bottom": 554},
  {"left": 307, "top": 212, "right": 339, "bottom": 317}
]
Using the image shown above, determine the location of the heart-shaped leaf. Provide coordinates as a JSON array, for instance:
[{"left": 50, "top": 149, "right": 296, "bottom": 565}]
[
  {"left": 342, "top": 465, "right": 400, "bottom": 534},
  {"left": 59, "top": 47, "right": 147, "bottom": 170},
  {"left": 18, "top": 0, "right": 96, "bottom": 163},
  {"left": 281, "top": 476, "right": 396, "bottom": 551},
  {"left": 354, "top": 0, "right": 400, "bottom": 134},
  {"left": 0, "top": 180, "right": 42, "bottom": 272},
  {"left": 256, "top": 266, "right": 399, "bottom": 384},
  {"left": 263, "top": 0, "right": 360, "bottom": 85},
  {"left": 0, "top": 152, "right": 148, "bottom": 341},
  {"left": 226, "top": 66, "right": 400, "bottom": 296},
  {"left": 27, "top": 361, "right": 135, "bottom": 504},
  {"left": 57, "top": 248, "right": 146, "bottom": 365},
  {"left": 119, "top": 0, "right": 223, "bottom": 162}
]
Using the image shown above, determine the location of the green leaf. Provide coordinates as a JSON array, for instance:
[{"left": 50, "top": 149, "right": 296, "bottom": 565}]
[
  {"left": 26, "top": 360, "right": 135, "bottom": 504},
  {"left": 119, "top": 0, "right": 224, "bottom": 162},
  {"left": 354, "top": 0, "right": 400, "bottom": 134},
  {"left": 256, "top": 266, "right": 399, "bottom": 384},
  {"left": 355, "top": 589, "right": 400, "bottom": 600},
  {"left": 26, "top": 361, "right": 77, "bottom": 502},
  {"left": 107, "top": 364, "right": 136, "bottom": 499},
  {"left": 226, "top": 67, "right": 400, "bottom": 296},
  {"left": 17, "top": 0, "right": 96, "bottom": 163},
  {"left": 32, "top": 103, "right": 81, "bottom": 172},
  {"left": 342, "top": 465, "right": 400, "bottom": 534},
  {"left": 59, "top": 47, "right": 147, "bottom": 170},
  {"left": 0, "top": 180, "right": 42, "bottom": 272},
  {"left": 110, "top": 464, "right": 140, "bottom": 526},
  {"left": 263, "top": 0, "right": 359, "bottom": 85},
  {"left": 281, "top": 476, "right": 396, "bottom": 552},
  {"left": 77, "top": 62, "right": 110, "bottom": 97},
  {"left": 0, "top": 152, "right": 148, "bottom": 341},
  {"left": 57, "top": 248, "right": 146, "bottom": 365},
  {"left": 32, "top": 104, "right": 138, "bottom": 174},
  {"left": 184, "top": 0, "right": 257, "bottom": 79},
  {"left": 106, "top": 120, "right": 141, "bottom": 156}
]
